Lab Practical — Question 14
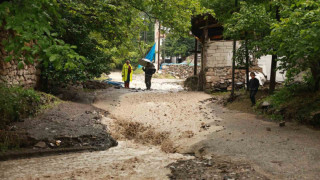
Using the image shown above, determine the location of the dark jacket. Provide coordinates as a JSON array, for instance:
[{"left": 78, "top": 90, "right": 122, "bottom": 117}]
[
  {"left": 143, "top": 66, "right": 156, "bottom": 76},
  {"left": 249, "top": 78, "right": 260, "bottom": 91}
]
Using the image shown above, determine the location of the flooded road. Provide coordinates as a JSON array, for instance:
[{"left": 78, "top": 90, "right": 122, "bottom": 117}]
[
  {"left": 1, "top": 72, "right": 320, "bottom": 179},
  {"left": 0, "top": 141, "right": 192, "bottom": 180}
]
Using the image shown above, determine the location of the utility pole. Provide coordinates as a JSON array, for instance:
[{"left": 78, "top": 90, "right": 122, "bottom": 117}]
[{"left": 157, "top": 22, "right": 161, "bottom": 71}]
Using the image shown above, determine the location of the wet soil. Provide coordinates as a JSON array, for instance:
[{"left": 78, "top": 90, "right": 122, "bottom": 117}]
[
  {"left": 168, "top": 156, "right": 269, "bottom": 180},
  {"left": 1, "top": 102, "right": 117, "bottom": 160}
]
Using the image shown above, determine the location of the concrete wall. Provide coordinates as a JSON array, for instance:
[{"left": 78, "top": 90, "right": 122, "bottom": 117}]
[
  {"left": 257, "top": 55, "right": 286, "bottom": 82},
  {"left": 0, "top": 28, "right": 40, "bottom": 88},
  {"left": 207, "top": 41, "right": 234, "bottom": 67}
]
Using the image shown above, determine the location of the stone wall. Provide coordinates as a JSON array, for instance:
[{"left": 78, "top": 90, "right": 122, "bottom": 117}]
[
  {"left": 205, "top": 66, "right": 262, "bottom": 91},
  {"left": 205, "top": 40, "right": 262, "bottom": 91},
  {"left": 0, "top": 28, "right": 40, "bottom": 88},
  {"left": 161, "top": 65, "right": 201, "bottom": 79}
]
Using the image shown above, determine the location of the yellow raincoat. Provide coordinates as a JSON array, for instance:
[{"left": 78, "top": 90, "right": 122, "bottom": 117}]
[{"left": 122, "top": 63, "right": 133, "bottom": 82}]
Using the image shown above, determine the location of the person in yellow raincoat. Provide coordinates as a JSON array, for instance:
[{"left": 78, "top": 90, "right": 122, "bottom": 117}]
[{"left": 122, "top": 60, "right": 133, "bottom": 88}]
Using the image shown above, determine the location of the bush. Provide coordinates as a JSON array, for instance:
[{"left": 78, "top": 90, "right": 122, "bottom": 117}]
[
  {"left": 0, "top": 84, "right": 40, "bottom": 129},
  {"left": 260, "top": 82, "right": 320, "bottom": 126}
]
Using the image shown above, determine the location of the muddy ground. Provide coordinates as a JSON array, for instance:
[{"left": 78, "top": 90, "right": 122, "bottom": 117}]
[
  {"left": 1, "top": 101, "right": 117, "bottom": 161},
  {"left": 1, "top": 73, "right": 320, "bottom": 179}
]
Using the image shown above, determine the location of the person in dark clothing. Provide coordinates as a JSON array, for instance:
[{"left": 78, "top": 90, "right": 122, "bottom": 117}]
[
  {"left": 248, "top": 72, "right": 260, "bottom": 106},
  {"left": 142, "top": 63, "right": 156, "bottom": 90}
]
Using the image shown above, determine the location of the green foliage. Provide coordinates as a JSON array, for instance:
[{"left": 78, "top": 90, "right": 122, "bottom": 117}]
[
  {"left": 0, "top": 0, "right": 205, "bottom": 85},
  {"left": 270, "top": 0, "right": 320, "bottom": 91},
  {"left": 0, "top": 0, "right": 84, "bottom": 73},
  {"left": 162, "top": 33, "right": 195, "bottom": 59},
  {"left": 128, "top": 0, "right": 208, "bottom": 35},
  {"left": 0, "top": 84, "right": 40, "bottom": 128},
  {"left": 224, "top": 2, "right": 274, "bottom": 40},
  {"left": 223, "top": 2, "right": 275, "bottom": 67},
  {"left": 260, "top": 82, "right": 320, "bottom": 126}
]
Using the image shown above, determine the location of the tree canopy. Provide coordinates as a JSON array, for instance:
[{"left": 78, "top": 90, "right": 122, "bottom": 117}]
[{"left": 0, "top": 0, "right": 205, "bottom": 85}]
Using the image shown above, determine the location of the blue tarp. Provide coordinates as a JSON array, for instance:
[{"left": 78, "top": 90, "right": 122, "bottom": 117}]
[
  {"left": 138, "top": 43, "right": 156, "bottom": 68},
  {"left": 103, "top": 79, "right": 123, "bottom": 87},
  {"left": 145, "top": 43, "right": 156, "bottom": 61}
]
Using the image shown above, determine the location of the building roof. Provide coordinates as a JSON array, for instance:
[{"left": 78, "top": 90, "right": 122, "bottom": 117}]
[{"left": 191, "top": 14, "right": 224, "bottom": 41}]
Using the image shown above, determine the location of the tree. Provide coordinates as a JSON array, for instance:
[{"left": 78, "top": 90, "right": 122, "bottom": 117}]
[
  {"left": 0, "top": 0, "right": 205, "bottom": 86},
  {"left": 162, "top": 34, "right": 195, "bottom": 61},
  {"left": 0, "top": 0, "right": 84, "bottom": 74},
  {"left": 271, "top": 0, "right": 320, "bottom": 91},
  {"left": 223, "top": 1, "right": 280, "bottom": 93}
]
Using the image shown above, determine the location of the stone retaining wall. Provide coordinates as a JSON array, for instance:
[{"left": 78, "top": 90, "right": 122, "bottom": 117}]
[
  {"left": 205, "top": 66, "right": 262, "bottom": 91},
  {"left": 0, "top": 27, "right": 40, "bottom": 88},
  {"left": 161, "top": 65, "right": 201, "bottom": 79}
]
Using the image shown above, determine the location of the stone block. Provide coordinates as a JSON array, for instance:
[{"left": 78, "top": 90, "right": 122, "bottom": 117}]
[
  {"left": 216, "top": 43, "right": 225, "bottom": 47},
  {"left": 212, "top": 53, "right": 221, "bottom": 57},
  {"left": 223, "top": 41, "right": 233, "bottom": 46},
  {"left": 208, "top": 49, "right": 217, "bottom": 53},
  {"left": 0, "top": 70, "right": 7, "bottom": 76},
  {"left": 206, "top": 76, "right": 213, "bottom": 82},
  {"left": 215, "top": 49, "right": 225, "bottom": 53},
  {"left": 206, "top": 72, "right": 215, "bottom": 76}
]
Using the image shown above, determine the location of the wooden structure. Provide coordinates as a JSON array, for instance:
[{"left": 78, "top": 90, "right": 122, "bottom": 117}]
[{"left": 191, "top": 14, "right": 224, "bottom": 91}]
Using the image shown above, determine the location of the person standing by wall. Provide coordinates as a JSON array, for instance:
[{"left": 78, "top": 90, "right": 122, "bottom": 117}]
[
  {"left": 122, "top": 60, "right": 133, "bottom": 88},
  {"left": 142, "top": 63, "right": 156, "bottom": 90},
  {"left": 248, "top": 72, "right": 260, "bottom": 106}
]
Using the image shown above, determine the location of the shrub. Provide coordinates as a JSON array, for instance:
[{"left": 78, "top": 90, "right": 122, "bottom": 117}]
[
  {"left": 0, "top": 84, "right": 40, "bottom": 129},
  {"left": 260, "top": 82, "right": 320, "bottom": 126}
]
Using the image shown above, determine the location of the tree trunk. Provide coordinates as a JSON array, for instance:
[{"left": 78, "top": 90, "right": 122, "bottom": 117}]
[
  {"left": 194, "top": 38, "right": 198, "bottom": 76},
  {"left": 311, "top": 64, "right": 320, "bottom": 92},
  {"left": 269, "top": 6, "right": 280, "bottom": 94},
  {"left": 269, "top": 55, "right": 277, "bottom": 94},
  {"left": 198, "top": 23, "right": 208, "bottom": 91},
  {"left": 245, "top": 33, "right": 249, "bottom": 91}
]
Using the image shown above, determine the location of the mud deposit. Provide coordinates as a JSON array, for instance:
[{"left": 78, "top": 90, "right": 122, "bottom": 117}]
[
  {"left": 1, "top": 102, "right": 117, "bottom": 160},
  {"left": 168, "top": 156, "right": 269, "bottom": 180}
]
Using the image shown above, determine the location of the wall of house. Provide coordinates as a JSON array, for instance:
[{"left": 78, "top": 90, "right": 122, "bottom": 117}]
[
  {"left": 0, "top": 28, "right": 40, "bottom": 88},
  {"left": 205, "top": 40, "right": 263, "bottom": 91}
]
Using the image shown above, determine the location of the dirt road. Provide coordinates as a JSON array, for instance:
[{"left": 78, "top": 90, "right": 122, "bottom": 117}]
[{"left": 1, "top": 73, "right": 320, "bottom": 179}]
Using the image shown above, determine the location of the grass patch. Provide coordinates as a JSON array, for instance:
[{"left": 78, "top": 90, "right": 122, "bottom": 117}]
[
  {"left": 223, "top": 83, "right": 320, "bottom": 127},
  {"left": 225, "top": 89, "right": 269, "bottom": 114},
  {"left": 262, "top": 84, "right": 320, "bottom": 126},
  {"left": 0, "top": 84, "right": 61, "bottom": 152}
]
